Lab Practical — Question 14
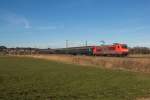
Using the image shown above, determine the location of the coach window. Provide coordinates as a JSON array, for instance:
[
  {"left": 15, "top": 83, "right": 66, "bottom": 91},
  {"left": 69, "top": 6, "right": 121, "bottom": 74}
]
[
  {"left": 110, "top": 47, "right": 115, "bottom": 50},
  {"left": 97, "top": 49, "right": 101, "bottom": 52}
]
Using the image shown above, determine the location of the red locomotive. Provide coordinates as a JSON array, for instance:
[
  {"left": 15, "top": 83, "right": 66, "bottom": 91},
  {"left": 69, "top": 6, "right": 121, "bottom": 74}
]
[
  {"left": 92, "top": 43, "right": 128, "bottom": 56},
  {"left": 54, "top": 43, "right": 129, "bottom": 57}
]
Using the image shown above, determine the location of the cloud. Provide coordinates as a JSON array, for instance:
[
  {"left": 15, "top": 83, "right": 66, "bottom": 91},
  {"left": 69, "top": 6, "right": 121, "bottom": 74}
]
[
  {"left": 0, "top": 10, "right": 65, "bottom": 31},
  {"left": 0, "top": 11, "right": 31, "bottom": 29},
  {"left": 38, "top": 26, "right": 57, "bottom": 30},
  {"left": 36, "top": 25, "right": 64, "bottom": 30},
  {"left": 113, "top": 26, "right": 150, "bottom": 34}
]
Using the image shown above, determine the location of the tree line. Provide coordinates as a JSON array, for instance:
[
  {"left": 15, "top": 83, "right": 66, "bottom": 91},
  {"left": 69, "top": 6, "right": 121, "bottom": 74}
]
[{"left": 129, "top": 47, "right": 150, "bottom": 54}]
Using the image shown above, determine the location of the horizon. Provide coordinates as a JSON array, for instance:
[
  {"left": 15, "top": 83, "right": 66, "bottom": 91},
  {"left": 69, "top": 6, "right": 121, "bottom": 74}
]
[
  {"left": 1, "top": 43, "right": 150, "bottom": 49},
  {"left": 0, "top": 0, "right": 150, "bottom": 48}
]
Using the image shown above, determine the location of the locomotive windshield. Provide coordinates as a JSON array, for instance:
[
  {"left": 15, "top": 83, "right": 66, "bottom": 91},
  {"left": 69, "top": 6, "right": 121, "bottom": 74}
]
[{"left": 122, "top": 45, "right": 128, "bottom": 49}]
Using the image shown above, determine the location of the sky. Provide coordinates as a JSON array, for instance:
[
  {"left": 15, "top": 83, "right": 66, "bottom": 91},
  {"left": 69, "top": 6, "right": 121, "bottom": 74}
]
[{"left": 0, "top": 0, "right": 150, "bottom": 48}]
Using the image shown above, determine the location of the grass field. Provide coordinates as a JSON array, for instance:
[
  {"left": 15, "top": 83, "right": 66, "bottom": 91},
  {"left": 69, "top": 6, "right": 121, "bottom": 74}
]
[
  {"left": 0, "top": 56, "right": 150, "bottom": 100},
  {"left": 20, "top": 54, "right": 150, "bottom": 73}
]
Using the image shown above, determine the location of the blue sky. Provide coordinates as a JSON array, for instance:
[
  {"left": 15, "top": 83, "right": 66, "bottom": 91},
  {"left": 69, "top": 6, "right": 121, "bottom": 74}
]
[{"left": 0, "top": 0, "right": 150, "bottom": 48}]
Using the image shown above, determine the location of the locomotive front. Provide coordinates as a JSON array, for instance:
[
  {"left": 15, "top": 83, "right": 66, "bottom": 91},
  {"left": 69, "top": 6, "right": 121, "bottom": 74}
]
[{"left": 115, "top": 44, "right": 129, "bottom": 56}]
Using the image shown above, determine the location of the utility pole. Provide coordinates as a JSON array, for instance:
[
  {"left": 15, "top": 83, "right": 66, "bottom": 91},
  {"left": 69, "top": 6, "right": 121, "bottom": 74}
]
[
  {"left": 66, "top": 40, "right": 68, "bottom": 48},
  {"left": 85, "top": 40, "right": 87, "bottom": 47}
]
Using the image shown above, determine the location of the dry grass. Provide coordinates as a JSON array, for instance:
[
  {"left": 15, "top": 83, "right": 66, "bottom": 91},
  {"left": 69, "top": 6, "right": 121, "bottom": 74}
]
[
  {"left": 136, "top": 97, "right": 150, "bottom": 100},
  {"left": 129, "top": 54, "right": 150, "bottom": 58},
  {"left": 13, "top": 54, "right": 150, "bottom": 73}
]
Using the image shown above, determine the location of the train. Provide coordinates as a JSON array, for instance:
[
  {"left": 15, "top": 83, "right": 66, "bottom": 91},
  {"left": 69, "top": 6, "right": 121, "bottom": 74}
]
[{"left": 52, "top": 43, "right": 129, "bottom": 57}]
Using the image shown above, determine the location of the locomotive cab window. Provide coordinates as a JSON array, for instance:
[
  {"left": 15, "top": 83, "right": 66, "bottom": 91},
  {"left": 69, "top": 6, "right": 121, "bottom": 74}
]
[{"left": 122, "top": 45, "right": 127, "bottom": 49}]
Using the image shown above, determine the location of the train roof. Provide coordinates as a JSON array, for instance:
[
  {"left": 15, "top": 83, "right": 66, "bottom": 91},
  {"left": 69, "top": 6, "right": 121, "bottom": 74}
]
[
  {"left": 55, "top": 46, "right": 94, "bottom": 50},
  {"left": 54, "top": 44, "right": 127, "bottom": 50}
]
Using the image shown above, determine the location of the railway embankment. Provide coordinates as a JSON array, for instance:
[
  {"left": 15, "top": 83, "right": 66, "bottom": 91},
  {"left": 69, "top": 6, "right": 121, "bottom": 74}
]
[{"left": 13, "top": 54, "right": 150, "bottom": 73}]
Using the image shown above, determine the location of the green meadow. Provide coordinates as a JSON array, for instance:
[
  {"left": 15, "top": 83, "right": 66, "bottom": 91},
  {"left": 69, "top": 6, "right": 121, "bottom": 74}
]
[{"left": 0, "top": 56, "right": 150, "bottom": 100}]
